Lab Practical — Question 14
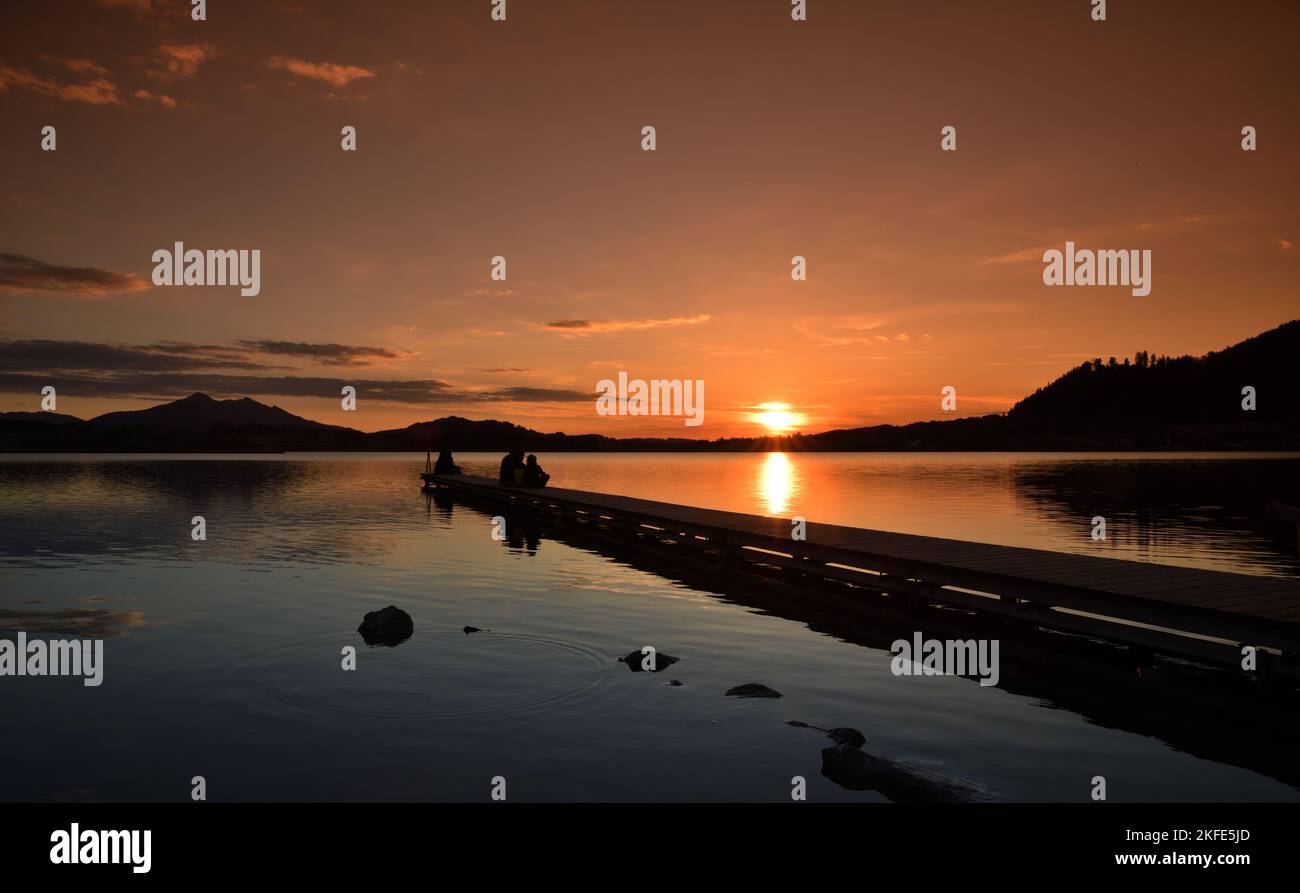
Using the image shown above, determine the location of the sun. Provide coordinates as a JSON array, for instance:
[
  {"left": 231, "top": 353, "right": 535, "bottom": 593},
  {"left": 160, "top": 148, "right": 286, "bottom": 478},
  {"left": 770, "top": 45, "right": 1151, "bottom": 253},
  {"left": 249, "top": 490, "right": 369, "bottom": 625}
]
[{"left": 753, "top": 402, "right": 803, "bottom": 433}]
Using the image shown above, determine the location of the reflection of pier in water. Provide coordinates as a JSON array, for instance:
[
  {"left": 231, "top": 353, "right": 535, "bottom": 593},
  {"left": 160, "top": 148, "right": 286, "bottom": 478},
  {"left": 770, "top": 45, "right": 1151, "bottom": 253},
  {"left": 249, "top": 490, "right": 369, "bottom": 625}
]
[
  {"left": 428, "top": 475, "right": 1300, "bottom": 670},
  {"left": 426, "top": 479, "right": 1300, "bottom": 792}
]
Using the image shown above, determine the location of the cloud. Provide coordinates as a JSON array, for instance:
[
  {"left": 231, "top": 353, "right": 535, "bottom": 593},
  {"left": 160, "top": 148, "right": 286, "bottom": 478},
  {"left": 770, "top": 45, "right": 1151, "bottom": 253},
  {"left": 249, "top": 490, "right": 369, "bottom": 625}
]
[
  {"left": 0, "top": 339, "right": 588, "bottom": 406},
  {"left": 544, "top": 314, "right": 711, "bottom": 335},
  {"left": 134, "top": 89, "right": 177, "bottom": 108},
  {"left": 490, "top": 387, "right": 588, "bottom": 402},
  {"left": 0, "top": 65, "right": 121, "bottom": 105},
  {"left": 236, "top": 340, "right": 411, "bottom": 367},
  {"left": 0, "top": 340, "right": 268, "bottom": 373},
  {"left": 796, "top": 303, "right": 1019, "bottom": 347},
  {"left": 47, "top": 57, "right": 111, "bottom": 77},
  {"left": 979, "top": 245, "right": 1050, "bottom": 266},
  {"left": 0, "top": 253, "right": 147, "bottom": 296},
  {"left": 148, "top": 43, "right": 216, "bottom": 80},
  {"left": 266, "top": 56, "right": 375, "bottom": 87},
  {"left": 793, "top": 315, "right": 885, "bottom": 347},
  {"left": 983, "top": 217, "right": 1220, "bottom": 266},
  {"left": 0, "top": 370, "right": 588, "bottom": 405},
  {"left": 1133, "top": 214, "right": 1216, "bottom": 233},
  {"left": 0, "top": 339, "right": 418, "bottom": 373}
]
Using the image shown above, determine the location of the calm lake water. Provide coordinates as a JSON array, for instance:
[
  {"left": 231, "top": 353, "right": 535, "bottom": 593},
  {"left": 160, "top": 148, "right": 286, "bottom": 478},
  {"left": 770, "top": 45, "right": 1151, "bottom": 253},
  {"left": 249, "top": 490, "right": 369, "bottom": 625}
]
[{"left": 1, "top": 452, "right": 1298, "bottom": 802}]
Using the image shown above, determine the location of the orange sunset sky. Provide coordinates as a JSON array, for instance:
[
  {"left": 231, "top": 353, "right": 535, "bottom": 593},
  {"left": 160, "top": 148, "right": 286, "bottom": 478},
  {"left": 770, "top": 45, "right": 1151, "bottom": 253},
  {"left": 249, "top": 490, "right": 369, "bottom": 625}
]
[{"left": 1, "top": 0, "right": 1297, "bottom": 437}]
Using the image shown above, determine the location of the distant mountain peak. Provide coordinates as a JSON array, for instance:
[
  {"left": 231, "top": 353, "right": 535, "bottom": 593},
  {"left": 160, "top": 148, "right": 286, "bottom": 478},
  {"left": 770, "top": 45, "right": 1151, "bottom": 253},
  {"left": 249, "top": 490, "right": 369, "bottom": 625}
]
[{"left": 86, "top": 392, "right": 331, "bottom": 433}]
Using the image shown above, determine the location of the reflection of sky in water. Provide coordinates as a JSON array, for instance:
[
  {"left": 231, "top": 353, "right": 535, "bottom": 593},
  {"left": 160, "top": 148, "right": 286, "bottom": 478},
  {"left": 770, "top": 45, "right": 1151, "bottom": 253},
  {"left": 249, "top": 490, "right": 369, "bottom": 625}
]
[
  {"left": 0, "top": 454, "right": 1297, "bottom": 802},
  {"left": 456, "top": 451, "right": 1298, "bottom": 578},
  {"left": 5, "top": 452, "right": 1295, "bottom": 576}
]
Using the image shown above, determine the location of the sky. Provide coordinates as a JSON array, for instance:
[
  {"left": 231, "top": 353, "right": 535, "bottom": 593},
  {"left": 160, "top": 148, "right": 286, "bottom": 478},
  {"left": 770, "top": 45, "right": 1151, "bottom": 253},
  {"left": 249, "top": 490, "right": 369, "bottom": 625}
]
[{"left": 1, "top": 0, "right": 1297, "bottom": 437}]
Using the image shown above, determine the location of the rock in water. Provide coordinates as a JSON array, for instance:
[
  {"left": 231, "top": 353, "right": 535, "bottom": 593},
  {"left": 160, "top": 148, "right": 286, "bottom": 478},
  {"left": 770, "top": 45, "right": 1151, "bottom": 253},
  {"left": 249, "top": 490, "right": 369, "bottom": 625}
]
[
  {"left": 724, "top": 683, "right": 783, "bottom": 699},
  {"left": 463, "top": 626, "right": 482, "bottom": 634},
  {"left": 786, "top": 721, "right": 865, "bottom": 749},
  {"left": 820, "top": 745, "right": 985, "bottom": 803},
  {"left": 826, "top": 727, "right": 866, "bottom": 749},
  {"left": 357, "top": 605, "right": 414, "bottom": 647},
  {"left": 617, "top": 649, "right": 679, "bottom": 672},
  {"left": 820, "top": 745, "right": 885, "bottom": 792}
]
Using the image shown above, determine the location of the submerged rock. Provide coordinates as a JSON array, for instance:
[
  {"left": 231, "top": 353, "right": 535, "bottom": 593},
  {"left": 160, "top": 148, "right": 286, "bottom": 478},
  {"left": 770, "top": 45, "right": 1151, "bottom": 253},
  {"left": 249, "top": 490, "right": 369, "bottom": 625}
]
[
  {"left": 618, "top": 649, "right": 679, "bottom": 672},
  {"left": 819, "top": 744, "right": 986, "bottom": 803},
  {"left": 357, "top": 605, "right": 414, "bottom": 647},
  {"left": 786, "top": 720, "right": 865, "bottom": 749},
  {"left": 725, "top": 683, "right": 783, "bottom": 699},
  {"left": 826, "top": 727, "right": 866, "bottom": 749}
]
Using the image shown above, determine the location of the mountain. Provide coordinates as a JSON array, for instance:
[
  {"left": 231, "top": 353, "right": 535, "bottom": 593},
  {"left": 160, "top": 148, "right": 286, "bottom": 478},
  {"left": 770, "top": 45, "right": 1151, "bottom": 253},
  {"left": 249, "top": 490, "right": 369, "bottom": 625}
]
[
  {"left": 367, "top": 416, "right": 603, "bottom": 452},
  {"left": 3, "top": 321, "right": 1298, "bottom": 452},
  {"left": 0, "top": 392, "right": 365, "bottom": 452},
  {"left": 364, "top": 416, "right": 704, "bottom": 452},
  {"left": 89, "top": 392, "right": 330, "bottom": 432},
  {"left": 0, "top": 411, "right": 85, "bottom": 426}
]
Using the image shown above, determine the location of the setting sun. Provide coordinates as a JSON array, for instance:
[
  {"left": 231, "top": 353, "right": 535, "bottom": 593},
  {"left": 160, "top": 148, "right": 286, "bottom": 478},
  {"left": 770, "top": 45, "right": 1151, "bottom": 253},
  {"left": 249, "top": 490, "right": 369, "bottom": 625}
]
[{"left": 753, "top": 402, "right": 803, "bottom": 433}]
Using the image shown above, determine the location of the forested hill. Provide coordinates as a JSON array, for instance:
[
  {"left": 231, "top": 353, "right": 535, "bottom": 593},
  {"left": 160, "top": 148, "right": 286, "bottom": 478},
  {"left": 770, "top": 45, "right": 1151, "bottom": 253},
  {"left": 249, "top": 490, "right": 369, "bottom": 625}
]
[{"left": 1007, "top": 320, "right": 1299, "bottom": 431}]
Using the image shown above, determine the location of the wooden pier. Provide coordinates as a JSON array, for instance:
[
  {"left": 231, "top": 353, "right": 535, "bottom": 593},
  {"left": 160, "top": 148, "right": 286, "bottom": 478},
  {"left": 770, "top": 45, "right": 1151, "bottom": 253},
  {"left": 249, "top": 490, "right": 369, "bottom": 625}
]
[{"left": 427, "top": 474, "right": 1300, "bottom": 678}]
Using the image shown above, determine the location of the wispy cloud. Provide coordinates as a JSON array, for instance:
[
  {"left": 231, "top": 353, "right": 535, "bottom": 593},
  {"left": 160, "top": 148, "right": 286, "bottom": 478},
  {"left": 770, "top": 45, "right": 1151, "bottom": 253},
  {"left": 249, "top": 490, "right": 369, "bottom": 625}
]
[
  {"left": 148, "top": 43, "right": 216, "bottom": 80},
  {"left": 133, "top": 88, "right": 176, "bottom": 108},
  {"left": 45, "top": 57, "right": 112, "bottom": 77},
  {"left": 0, "top": 253, "right": 147, "bottom": 296},
  {"left": 0, "top": 339, "right": 416, "bottom": 373},
  {"left": 979, "top": 245, "right": 1051, "bottom": 266},
  {"left": 1133, "top": 214, "right": 1217, "bottom": 233},
  {"left": 0, "top": 340, "right": 588, "bottom": 406},
  {"left": 0, "top": 65, "right": 121, "bottom": 105},
  {"left": 236, "top": 340, "right": 412, "bottom": 367},
  {"left": 0, "top": 340, "right": 268, "bottom": 373},
  {"left": 981, "top": 216, "right": 1220, "bottom": 266},
  {"left": 544, "top": 314, "right": 711, "bottom": 335},
  {"left": 793, "top": 315, "right": 886, "bottom": 347},
  {"left": 0, "top": 370, "right": 589, "bottom": 405},
  {"left": 266, "top": 56, "right": 375, "bottom": 87}
]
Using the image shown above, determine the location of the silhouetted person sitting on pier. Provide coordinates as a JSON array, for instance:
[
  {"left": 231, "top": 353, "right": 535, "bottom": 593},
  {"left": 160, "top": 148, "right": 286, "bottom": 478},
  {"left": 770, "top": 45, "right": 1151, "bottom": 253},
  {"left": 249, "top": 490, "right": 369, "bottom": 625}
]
[
  {"left": 499, "top": 450, "right": 525, "bottom": 486},
  {"left": 433, "top": 449, "right": 461, "bottom": 475},
  {"left": 521, "top": 454, "right": 550, "bottom": 488}
]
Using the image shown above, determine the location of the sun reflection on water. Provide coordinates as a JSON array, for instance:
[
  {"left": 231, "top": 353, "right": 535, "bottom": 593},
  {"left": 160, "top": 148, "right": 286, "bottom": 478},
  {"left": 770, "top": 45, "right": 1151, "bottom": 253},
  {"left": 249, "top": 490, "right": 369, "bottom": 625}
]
[{"left": 758, "top": 451, "right": 796, "bottom": 516}]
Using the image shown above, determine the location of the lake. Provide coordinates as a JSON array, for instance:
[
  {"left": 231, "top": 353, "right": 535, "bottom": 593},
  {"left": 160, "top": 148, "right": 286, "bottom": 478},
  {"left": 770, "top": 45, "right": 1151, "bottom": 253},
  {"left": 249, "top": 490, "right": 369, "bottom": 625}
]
[{"left": 1, "top": 451, "right": 1297, "bottom": 802}]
